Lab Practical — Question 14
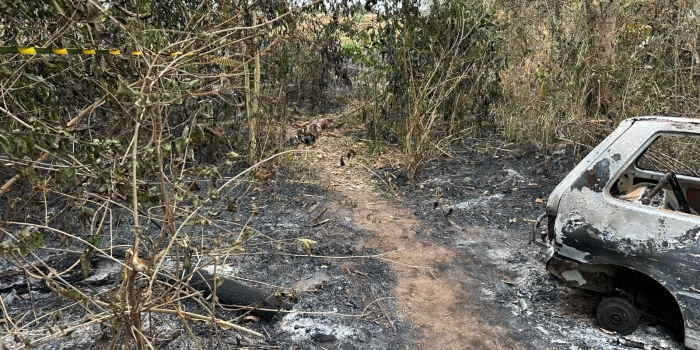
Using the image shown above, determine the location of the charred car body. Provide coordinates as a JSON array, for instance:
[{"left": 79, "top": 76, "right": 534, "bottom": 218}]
[{"left": 537, "top": 117, "right": 700, "bottom": 348}]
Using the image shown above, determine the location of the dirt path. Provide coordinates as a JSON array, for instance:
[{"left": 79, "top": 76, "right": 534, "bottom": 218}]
[
  {"left": 295, "top": 126, "right": 685, "bottom": 350},
  {"left": 312, "top": 137, "right": 525, "bottom": 349}
]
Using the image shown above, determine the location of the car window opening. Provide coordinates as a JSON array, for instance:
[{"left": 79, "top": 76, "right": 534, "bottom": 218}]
[{"left": 610, "top": 133, "right": 700, "bottom": 215}]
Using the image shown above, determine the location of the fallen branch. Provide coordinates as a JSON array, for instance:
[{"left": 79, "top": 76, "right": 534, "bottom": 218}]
[
  {"left": 0, "top": 106, "right": 34, "bottom": 131},
  {"left": 369, "top": 287, "right": 397, "bottom": 333},
  {"left": 0, "top": 153, "right": 50, "bottom": 195},
  {"left": 354, "top": 162, "right": 404, "bottom": 202},
  {"left": 148, "top": 308, "right": 263, "bottom": 337},
  {"left": 241, "top": 248, "right": 405, "bottom": 260}
]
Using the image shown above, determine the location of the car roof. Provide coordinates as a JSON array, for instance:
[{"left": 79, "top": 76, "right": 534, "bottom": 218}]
[{"left": 628, "top": 116, "right": 700, "bottom": 125}]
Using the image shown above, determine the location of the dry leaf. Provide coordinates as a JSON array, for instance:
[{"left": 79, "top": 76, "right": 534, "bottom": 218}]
[
  {"left": 243, "top": 315, "right": 260, "bottom": 323},
  {"left": 312, "top": 219, "right": 330, "bottom": 227},
  {"left": 210, "top": 126, "right": 224, "bottom": 137},
  {"left": 599, "top": 327, "right": 615, "bottom": 335},
  {"left": 226, "top": 200, "right": 238, "bottom": 213},
  {"left": 509, "top": 218, "right": 517, "bottom": 223},
  {"left": 351, "top": 269, "right": 368, "bottom": 277},
  {"left": 307, "top": 202, "right": 320, "bottom": 213}
]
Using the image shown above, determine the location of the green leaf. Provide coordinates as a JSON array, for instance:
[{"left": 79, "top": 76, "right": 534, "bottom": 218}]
[
  {"left": 181, "top": 126, "right": 190, "bottom": 141},
  {"left": 19, "top": 134, "right": 34, "bottom": 153},
  {"left": 88, "top": 234, "right": 100, "bottom": 247},
  {"left": 16, "top": 138, "right": 28, "bottom": 158},
  {"left": 29, "top": 230, "right": 43, "bottom": 251},
  {"left": 298, "top": 238, "right": 317, "bottom": 256},
  {"left": 25, "top": 163, "right": 36, "bottom": 181},
  {"left": 0, "top": 134, "right": 12, "bottom": 158},
  {"left": 238, "top": 228, "right": 255, "bottom": 243},
  {"left": 146, "top": 194, "right": 160, "bottom": 205},
  {"left": 80, "top": 254, "right": 90, "bottom": 279},
  {"left": 17, "top": 229, "right": 42, "bottom": 256},
  {"left": 175, "top": 139, "right": 183, "bottom": 156},
  {"left": 183, "top": 250, "right": 192, "bottom": 270},
  {"left": 58, "top": 167, "right": 77, "bottom": 186}
]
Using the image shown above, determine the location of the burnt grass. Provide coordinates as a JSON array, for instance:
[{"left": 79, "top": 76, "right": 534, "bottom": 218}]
[
  {"left": 0, "top": 139, "right": 687, "bottom": 350},
  {"left": 389, "top": 144, "right": 683, "bottom": 350}
]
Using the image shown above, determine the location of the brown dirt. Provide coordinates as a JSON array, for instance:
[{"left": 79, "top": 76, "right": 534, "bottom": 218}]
[{"left": 312, "top": 133, "right": 525, "bottom": 350}]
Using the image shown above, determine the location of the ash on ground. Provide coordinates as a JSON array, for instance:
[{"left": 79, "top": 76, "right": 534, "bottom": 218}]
[{"left": 0, "top": 139, "right": 686, "bottom": 350}]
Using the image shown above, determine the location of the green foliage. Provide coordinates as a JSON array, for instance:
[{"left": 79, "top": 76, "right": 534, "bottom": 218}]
[
  {"left": 342, "top": 43, "right": 377, "bottom": 66},
  {"left": 16, "top": 227, "right": 43, "bottom": 256},
  {"left": 0, "top": 1, "right": 342, "bottom": 346},
  {"left": 0, "top": 134, "right": 12, "bottom": 157},
  {"left": 356, "top": 0, "right": 503, "bottom": 178}
]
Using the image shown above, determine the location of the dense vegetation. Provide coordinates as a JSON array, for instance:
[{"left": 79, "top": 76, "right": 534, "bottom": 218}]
[{"left": 0, "top": 0, "right": 698, "bottom": 347}]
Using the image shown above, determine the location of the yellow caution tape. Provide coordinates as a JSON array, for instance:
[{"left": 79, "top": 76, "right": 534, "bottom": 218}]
[
  {"left": 18, "top": 47, "right": 37, "bottom": 55},
  {"left": 0, "top": 46, "right": 241, "bottom": 67},
  {"left": 0, "top": 46, "right": 141, "bottom": 56}
]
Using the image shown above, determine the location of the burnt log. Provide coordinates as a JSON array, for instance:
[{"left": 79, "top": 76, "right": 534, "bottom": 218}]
[
  {"left": 0, "top": 252, "right": 293, "bottom": 319},
  {"left": 189, "top": 269, "right": 292, "bottom": 319}
]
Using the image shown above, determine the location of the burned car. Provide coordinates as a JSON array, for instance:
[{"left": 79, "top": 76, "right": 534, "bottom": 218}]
[{"left": 535, "top": 116, "right": 700, "bottom": 349}]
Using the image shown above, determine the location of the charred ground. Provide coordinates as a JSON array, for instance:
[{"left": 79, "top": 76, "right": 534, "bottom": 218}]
[{"left": 0, "top": 127, "right": 686, "bottom": 350}]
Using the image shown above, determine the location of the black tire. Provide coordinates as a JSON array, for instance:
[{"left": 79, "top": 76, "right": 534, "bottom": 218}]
[{"left": 596, "top": 296, "right": 640, "bottom": 336}]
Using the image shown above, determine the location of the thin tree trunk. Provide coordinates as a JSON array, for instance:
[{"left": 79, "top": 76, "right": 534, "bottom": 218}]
[
  {"left": 584, "top": 0, "right": 617, "bottom": 119},
  {"left": 247, "top": 11, "right": 261, "bottom": 165}
]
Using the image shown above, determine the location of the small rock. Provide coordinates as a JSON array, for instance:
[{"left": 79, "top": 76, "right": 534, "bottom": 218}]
[
  {"left": 356, "top": 330, "right": 368, "bottom": 342},
  {"left": 311, "top": 333, "right": 337, "bottom": 343},
  {"left": 1, "top": 289, "right": 16, "bottom": 306},
  {"left": 569, "top": 346, "right": 579, "bottom": 350},
  {"left": 519, "top": 298, "right": 528, "bottom": 312}
]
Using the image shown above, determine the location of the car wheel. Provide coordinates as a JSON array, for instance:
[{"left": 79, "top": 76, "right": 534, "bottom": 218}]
[{"left": 596, "top": 296, "right": 640, "bottom": 336}]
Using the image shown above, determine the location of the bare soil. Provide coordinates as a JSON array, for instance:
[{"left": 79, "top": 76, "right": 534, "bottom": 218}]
[{"left": 0, "top": 119, "right": 686, "bottom": 350}]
